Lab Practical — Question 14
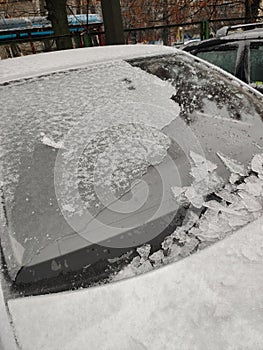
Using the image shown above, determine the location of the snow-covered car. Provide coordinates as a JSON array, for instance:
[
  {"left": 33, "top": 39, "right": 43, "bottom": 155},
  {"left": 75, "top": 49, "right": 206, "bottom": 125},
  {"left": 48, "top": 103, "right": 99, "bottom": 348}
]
[
  {"left": 1, "top": 45, "right": 263, "bottom": 350},
  {"left": 182, "top": 22, "right": 263, "bottom": 93}
]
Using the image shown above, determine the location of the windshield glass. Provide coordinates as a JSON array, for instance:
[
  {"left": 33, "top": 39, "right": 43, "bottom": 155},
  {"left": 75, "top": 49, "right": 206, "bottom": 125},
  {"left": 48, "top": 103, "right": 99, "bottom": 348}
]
[{"left": 1, "top": 52, "right": 263, "bottom": 297}]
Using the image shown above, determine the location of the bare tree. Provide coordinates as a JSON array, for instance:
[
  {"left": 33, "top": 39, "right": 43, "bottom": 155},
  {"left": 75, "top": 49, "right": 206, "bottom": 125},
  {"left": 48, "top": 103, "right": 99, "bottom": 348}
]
[
  {"left": 245, "top": 0, "right": 261, "bottom": 21},
  {"left": 120, "top": 0, "right": 262, "bottom": 43},
  {"left": 45, "top": 0, "right": 73, "bottom": 50}
]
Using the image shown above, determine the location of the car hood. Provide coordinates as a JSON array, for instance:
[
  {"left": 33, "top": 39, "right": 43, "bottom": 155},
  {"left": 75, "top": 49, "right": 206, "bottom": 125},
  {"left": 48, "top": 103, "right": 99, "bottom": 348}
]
[{"left": 2, "top": 215, "right": 263, "bottom": 350}]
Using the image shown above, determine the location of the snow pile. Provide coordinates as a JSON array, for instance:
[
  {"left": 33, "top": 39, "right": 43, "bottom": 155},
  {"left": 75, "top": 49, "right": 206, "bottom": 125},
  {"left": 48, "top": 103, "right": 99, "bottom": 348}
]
[{"left": 112, "top": 152, "right": 263, "bottom": 280}]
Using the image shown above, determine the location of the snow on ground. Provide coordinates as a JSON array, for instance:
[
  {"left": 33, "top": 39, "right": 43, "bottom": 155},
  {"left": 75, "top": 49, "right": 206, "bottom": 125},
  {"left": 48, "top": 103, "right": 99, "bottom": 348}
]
[{"left": 6, "top": 215, "right": 263, "bottom": 350}]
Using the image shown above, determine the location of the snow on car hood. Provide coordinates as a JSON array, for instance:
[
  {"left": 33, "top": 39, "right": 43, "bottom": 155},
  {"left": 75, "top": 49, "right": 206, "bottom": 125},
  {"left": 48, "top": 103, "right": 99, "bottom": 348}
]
[{"left": 6, "top": 214, "right": 263, "bottom": 350}]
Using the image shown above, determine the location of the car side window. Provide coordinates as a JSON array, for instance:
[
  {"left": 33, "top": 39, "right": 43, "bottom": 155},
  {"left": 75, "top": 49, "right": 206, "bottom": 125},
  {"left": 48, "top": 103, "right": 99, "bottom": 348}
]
[
  {"left": 196, "top": 47, "right": 237, "bottom": 75},
  {"left": 250, "top": 43, "right": 263, "bottom": 84}
]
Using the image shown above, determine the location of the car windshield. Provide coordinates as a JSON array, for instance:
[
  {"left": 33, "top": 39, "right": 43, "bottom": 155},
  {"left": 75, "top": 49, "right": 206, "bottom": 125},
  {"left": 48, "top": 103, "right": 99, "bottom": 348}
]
[{"left": 1, "top": 52, "right": 263, "bottom": 296}]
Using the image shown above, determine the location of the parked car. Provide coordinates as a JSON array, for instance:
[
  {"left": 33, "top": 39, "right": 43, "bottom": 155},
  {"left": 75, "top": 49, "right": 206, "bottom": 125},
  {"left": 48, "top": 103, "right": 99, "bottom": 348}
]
[
  {"left": 182, "top": 22, "right": 263, "bottom": 93},
  {"left": 1, "top": 45, "right": 263, "bottom": 349}
]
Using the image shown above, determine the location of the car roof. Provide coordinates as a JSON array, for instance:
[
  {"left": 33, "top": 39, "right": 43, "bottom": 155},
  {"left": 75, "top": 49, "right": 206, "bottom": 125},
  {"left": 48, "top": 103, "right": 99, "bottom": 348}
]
[
  {"left": 2, "top": 43, "right": 260, "bottom": 99},
  {"left": 216, "top": 21, "right": 263, "bottom": 37},
  {"left": 183, "top": 26, "right": 263, "bottom": 52},
  {"left": 0, "top": 45, "right": 174, "bottom": 84},
  {"left": 222, "top": 28, "right": 263, "bottom": 40}
]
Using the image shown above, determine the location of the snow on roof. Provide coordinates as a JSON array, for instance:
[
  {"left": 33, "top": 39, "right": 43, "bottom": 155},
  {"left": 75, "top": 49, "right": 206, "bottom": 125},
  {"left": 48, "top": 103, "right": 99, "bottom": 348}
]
[
  {"left": 225, "top": 28, "right": 263, "bottom": 40},
  {"left": 0, "top": 45, "right": 174, "bottom": 84}
]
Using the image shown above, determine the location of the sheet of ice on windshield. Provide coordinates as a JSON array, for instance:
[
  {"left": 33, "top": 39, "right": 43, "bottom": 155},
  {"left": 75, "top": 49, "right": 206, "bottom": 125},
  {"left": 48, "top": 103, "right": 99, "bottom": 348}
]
[
  {"left": 0, "top": 61, "right": 179, "bottom": 279},
  {"left": 68, "top": 123, "right": 170, "bottom": 217}
]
